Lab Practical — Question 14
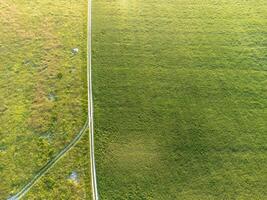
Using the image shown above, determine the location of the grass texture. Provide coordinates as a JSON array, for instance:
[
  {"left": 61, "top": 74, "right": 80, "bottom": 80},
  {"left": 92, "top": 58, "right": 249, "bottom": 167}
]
[
  {"left": 0, "top": 0, "right": 91, "bottom": 199},
  {"left": 92, "top": 0, "right": 267, "bottom": 199}
]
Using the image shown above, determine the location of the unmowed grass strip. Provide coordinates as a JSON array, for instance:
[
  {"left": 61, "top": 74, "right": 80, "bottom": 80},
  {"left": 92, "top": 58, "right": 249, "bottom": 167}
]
[{"left": 1, "top": 0, "right": 89, "bottom": 199}]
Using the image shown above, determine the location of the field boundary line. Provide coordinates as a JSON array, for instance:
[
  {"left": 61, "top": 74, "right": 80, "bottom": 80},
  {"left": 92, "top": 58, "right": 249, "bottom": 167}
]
[{"left": 87, "top": 0, "right": 99, "bottom": 198}]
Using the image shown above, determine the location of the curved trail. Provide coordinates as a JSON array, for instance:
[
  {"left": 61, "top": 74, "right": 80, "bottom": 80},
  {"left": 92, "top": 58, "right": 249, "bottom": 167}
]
[{"left": 8, "top": 120, "right": 89, "bottom": 200}]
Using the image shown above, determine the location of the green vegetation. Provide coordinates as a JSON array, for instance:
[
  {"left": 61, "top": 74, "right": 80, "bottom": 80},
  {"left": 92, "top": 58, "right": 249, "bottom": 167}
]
[
  {"left": 1, "top": 0, "right": 267, "bottom": 199},
  {"left": 23, "top": 138, "right": 91, "bottom": 200},
  {"left": 93, "top": 0, "right": 267, "bottom": 199},
  {"left": 0, "top": 0, "right": 91, "bottom": 199}
]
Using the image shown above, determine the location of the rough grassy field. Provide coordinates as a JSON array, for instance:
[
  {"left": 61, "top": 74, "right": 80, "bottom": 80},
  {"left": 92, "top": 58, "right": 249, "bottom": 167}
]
[
  {"left": 0, "top": 0, "right": 91, "bottom": 199},
  {"left": 93, "top": 0, "right": 267, "bottom": 199}
]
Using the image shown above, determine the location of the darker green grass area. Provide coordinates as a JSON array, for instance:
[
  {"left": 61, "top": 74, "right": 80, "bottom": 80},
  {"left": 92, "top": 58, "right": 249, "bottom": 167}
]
[{"left": 93, "top": 0, "right": 267, "bottom": 199}]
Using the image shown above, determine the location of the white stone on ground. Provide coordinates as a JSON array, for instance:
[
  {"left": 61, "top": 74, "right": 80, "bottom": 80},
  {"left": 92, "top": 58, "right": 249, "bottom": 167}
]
[
  {"left": 72, "top": 48, "right": 79, "bottom": 54},
  {"left": 69, "top": 171, "right": 79, "bottom": 183}
]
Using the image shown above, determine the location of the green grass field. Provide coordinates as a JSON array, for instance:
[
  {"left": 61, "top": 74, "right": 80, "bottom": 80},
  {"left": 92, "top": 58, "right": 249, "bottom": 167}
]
[
  {"left": 0, "top": 0, "right": 91, "bottom": 199},
  {"left": 1, "top": 0, "right": 267, "bottom": 199},
  {"left": 93, "top": 0, "right": 267, "bottom": 199}
]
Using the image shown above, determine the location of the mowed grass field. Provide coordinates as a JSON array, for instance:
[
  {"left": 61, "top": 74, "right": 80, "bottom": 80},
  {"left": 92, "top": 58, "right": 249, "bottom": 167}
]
[
  {"left": 0, "top": 0, "right": 91, "bottom": 199},
  {"left": 93, "top": 0, "right": 267, "bottom": 199}
]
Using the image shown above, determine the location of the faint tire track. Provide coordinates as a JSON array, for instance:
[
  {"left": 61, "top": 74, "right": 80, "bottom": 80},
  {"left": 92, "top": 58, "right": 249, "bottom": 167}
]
[{"left": 8, "top": 120, "right": 89, "bottom": 200}]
